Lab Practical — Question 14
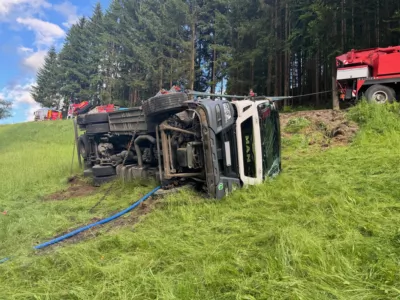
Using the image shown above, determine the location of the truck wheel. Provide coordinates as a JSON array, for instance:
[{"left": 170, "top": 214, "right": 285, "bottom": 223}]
[
  {"left": 75, "top": 104, "right": 93, "bottom": 115},
  {"left": 78, "top": 135, "right": 90, "bottom": 159},
  {"left": 77, "top": 115, "right": 86, "bottom": 125},
  {"left": 92, "top": 165, "right": 116, "bottom": 177},
  {"left": 85, "top": 113, "right": 109, "bottom": 124},
  {"left": 86, "top": 123, "right": 110, "bottom": 135},
  {"left": 142, "top": 93, "right": 188, "bottom": 117},
  {"left": 365, "top": 85, "right": 396, "bottom": 104},
  {"left": 83, "top": 169, "right": 93, "bottom": 177}
]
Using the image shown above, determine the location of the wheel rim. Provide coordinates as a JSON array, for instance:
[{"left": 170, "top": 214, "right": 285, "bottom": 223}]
[{"left": 371, "top": 91, "right": 388, "bottom": 104}]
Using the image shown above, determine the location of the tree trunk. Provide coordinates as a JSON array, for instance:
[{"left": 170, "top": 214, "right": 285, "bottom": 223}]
[
  {"left": 341, "top": 0, "right": 346, "bottom": 50},
  {"left": 315, "top": 51, "right": 320, "bottom": 107},
  {"left": 274, "top": 0, "right": 279, "bottom": 97},
  {"left": 211, "top": 46, "right": 216, "bottom": 93},
  {"left": 190, "top": 20, "right": 196, "bottom": 91},
  {"left": 376, "top": 0, "right": 380, "bottom": 46},
  {"left": 267, "top": 7, "right": 274, "bottom": 95},
  {"left": 284, "top": 1, "right": 289, "bottom": 106},
  {"left": 332, "top": 8, "right": 339, "bottom": 110},
  {"left": 170, "top": 62, "right": 173, "bottom": 89},
  {"left": 251, "top": 61, "right": 254, "bottom": 88},
  {"left": 267, "top": 56, "right": 273, "bottom": 95},
  {"left": 159, "top": 61, "right": 163, "bottom": 90},
  {"left": 352, "top": 0, "right": 355, "bottom": 47}
]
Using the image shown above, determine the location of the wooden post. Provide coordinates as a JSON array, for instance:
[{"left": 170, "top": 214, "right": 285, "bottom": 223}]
[
  {"left": 332, "top": 60, "right": 340, "bottom": 110},
  {"left": 73, "top": 117, "right": 82, "bottom": 168}
]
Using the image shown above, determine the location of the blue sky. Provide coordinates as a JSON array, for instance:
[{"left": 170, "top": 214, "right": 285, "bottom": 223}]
[{"left": 0, "top": 0, "right": 111, "bottom": 124}]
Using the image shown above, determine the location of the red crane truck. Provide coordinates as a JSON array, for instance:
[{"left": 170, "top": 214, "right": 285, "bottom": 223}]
[{"left": 336, "top": 46, "right": 400, "bottom": 104}]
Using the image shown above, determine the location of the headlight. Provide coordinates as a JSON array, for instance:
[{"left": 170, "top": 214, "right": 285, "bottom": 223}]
[{"left": 223, "top": 103, "right": 231, "bottom": 123}]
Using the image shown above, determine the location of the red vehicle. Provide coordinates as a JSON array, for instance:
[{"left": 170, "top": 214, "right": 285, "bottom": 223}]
[
  {"left": 67, "top": 101, "right": 117, "bottom": 118},
  {"left": 34, "top": 108, "right": 62, "bottom": 121},
  {"left": 67, "top": 101, "right": 91, "bottom": 118},
  {"left": 336, "top": 46, "right": 400, "bottom": 104}
]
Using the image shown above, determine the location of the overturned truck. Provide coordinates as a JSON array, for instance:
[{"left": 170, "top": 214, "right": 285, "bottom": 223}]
[{"left": 77, "top": 93, "right": 281, "bottom": 199}]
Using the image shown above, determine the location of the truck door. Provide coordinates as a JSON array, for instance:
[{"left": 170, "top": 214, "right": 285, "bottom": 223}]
[{"left": 236, "top": 103, "right": 263, "bottom": 185}]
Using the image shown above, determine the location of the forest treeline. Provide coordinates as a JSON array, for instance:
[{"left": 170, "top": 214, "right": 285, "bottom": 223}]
[{"left": 32, "top": 0, "right": 400, "bottom": 110}]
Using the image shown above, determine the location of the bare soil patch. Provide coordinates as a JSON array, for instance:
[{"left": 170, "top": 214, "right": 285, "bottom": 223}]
[
  {"left": 44, "top": 176, "right": 96, "bottom": 201},
  {"left": 280, "top": 109, "right": 359, "bottom": 147}
]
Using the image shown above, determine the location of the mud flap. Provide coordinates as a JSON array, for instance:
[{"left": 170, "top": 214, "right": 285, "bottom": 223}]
[{"left": 215, "top": 177, "right": 241, "bottom": 199}]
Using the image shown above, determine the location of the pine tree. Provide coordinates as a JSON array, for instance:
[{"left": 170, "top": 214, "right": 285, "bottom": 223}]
[
  {"left": 32, "top": 0, "right": 400, "bottom": 110},
  {"left": 87, "top": 2, "right": 105, "bottom": 99},
  {"left": 101, "top": 0, "right": 122, "bottom": 104},
  {"left": 58, "top": 17, "right": 92, "bottom": 102},
  {"left": 31, "top": 46, "right": 62, "bottom": 109}
]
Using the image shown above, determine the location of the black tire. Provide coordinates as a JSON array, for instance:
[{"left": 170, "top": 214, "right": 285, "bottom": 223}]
[
  {"left": 78, "top": 135, "right": 90, "bottom": 159},
  {"left": 75, "top": 104, "right": 93, "bottom": 115},
  {"left": 92, "top": 165, "right": 116, "bottom": 177},
  {"left": 85, "top": 113, "right": 109, "bottom": 124},
  {"left": 86, "top": 123, "right": 109, "bottom": 135},
  {"left": 77, "top": 115, "right": 86, "bottom": 125},
  {"left": 365, "top": 84, "right": 396, "bottom": 104},
  {"left": 93, "top": 175, "right": 117, "bottom": 187},
  {"left": 83, "top": 169, "right": 93, "bottom": 177},
  {"left": 142, "top": 93, "right": 188, "bottom": 117}
]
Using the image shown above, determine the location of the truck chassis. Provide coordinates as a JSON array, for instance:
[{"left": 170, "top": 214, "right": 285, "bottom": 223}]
[{"left": 77, "top": 93, "right": 281, "bottom": 199}]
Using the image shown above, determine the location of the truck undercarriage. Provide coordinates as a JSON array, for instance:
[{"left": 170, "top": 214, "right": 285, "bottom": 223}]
[{"left": 77, "top": 93, "right": 281, "bottom": 199}]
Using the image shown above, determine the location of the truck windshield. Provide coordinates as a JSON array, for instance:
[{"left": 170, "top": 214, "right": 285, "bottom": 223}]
[{"left": 257, "top": 103, "right": 281, "bottom": 179}]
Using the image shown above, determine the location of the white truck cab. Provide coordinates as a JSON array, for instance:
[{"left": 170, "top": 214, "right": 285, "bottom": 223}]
[{"left": 232, "top": 99, "right": 281, "bottom": 186}]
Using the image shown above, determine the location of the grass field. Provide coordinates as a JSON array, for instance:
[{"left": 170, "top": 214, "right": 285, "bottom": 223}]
[{"left": 1, "top": 102, "right": 400, "bottom": 300}]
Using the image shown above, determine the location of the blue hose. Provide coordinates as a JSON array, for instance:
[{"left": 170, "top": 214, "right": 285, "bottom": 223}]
[
  {"left": 0, "top": 257, "right": 10, "bottom": 264},
  {"left": 0, "top": 186, "right": 161, "bottom": 262},
  {"left": 35, "top": 186, "right": 160, "bottom": 249}
]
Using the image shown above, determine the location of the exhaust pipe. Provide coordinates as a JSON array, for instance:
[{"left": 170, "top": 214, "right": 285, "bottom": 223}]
[{"left": 134, "top": 135, "right": 156, "bottom": 167}]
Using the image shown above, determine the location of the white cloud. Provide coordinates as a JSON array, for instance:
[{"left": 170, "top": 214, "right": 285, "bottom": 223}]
[
  {"left": 21, "top": 50, "right": 47, "bottom": 72},
  {"left": 0, "top": 0, "right": 51, "bottom": 21},
  {"left": 17, "top": 46, "right": 33, "bottom": 54},
  {"left": 53, "top": 1, "right": 79, "bottom": 28},
  {"left": 16, "top": 17, "right": 65, "bottom": 46},
  {"left": 1, "top": 81, "right": 37, "bottom": 105},
  {"left": 0, "top": 80, "right": 41, "bottom": 122}
]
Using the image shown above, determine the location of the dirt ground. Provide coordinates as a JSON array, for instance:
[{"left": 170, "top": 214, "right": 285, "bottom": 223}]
[
  {"left": 44, "top": 176, "right": 96, "bottom": 201},
  {"left": 279, "top": 109, "right": 359, "bottom": 147}
]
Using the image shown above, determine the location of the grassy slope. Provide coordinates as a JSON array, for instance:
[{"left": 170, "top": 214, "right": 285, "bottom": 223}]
[{"left": 1, "top": 103, "right": 400, "bottom": 300}]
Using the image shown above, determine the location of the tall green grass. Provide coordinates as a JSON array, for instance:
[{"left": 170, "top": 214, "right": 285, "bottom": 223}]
[
  {"left": 1, "top": 103, "right": 400, "bottom": 300},
  {"left": 0, "top": 120, "right": 153, "bottom": 262}
]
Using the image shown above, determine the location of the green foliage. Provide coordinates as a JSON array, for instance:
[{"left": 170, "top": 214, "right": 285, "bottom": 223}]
[
  {"left": 285, "top": 117, "right": 312, "bottom": 133},
  {"left": 1, "top": 104, "right": 400, "bottom": 299},
  {"left": 0, "top": 99, "right": 12, "bottom": 119},
  {"left": 283, "top": 105, "right": 316, "bottom": 113},
  {"left": 348, "top": 100, "right": 400, "bottom": 132},
  {"left": 31, "top": 46, "right": 62, "bottom": 109},
  {"left": 31, "top": 0, "right": 400, "bottom": 108},
  {"left": 59, "top": 18, "right": 92, "bottom": 101}
]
